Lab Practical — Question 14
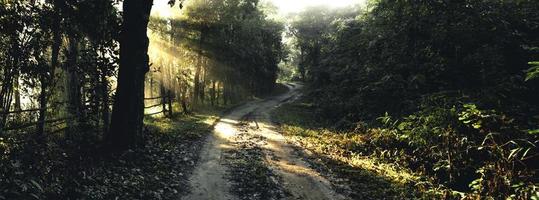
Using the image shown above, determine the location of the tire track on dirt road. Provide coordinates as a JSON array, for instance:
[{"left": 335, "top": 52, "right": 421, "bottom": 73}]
[{"left": 182, "top": 83, "right": 344, "bottom": 200}]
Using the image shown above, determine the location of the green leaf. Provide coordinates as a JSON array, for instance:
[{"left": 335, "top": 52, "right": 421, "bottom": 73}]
[
  {"left": 525, "top": 62, "right": 539, "bottom": 81},
  {"left": 397, "top": 122, "right": 407, "bottom": 130},
  {"left": 527, "top": 129, "right": 539, "bottom": 135},
  {"left": 469, "top": 178, "right": 482, "bottom": 191},
  {"left": 511, "top": 182, "right": 525, "bottom": 188}
]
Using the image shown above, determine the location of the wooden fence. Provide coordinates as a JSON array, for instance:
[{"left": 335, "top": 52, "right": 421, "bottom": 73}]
[{"left": 0, "top": 96, "right": 173, "bottom": 133}]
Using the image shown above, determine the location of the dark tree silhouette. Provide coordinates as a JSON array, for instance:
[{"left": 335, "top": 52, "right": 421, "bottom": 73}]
[{"left": 107, "top": 0, "right": 155, "bottom": 151}]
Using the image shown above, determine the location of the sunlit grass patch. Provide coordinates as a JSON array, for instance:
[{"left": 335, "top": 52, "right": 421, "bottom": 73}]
[
  {"left": 279, "top": 124, "right": 422, "bottom": 197},
  {"left": 144, "top": 114, "right": 218, "bottom": 139},
  {"left": 272, "top": 100, "right": 429, "bottom": 199},
  {"left": 282, "top": 124, "right": 419, "bottom": 184}
]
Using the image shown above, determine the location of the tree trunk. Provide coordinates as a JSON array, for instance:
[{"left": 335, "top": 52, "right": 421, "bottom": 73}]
[
  {"left": 181, "top": 95, "right": 188, "bottom": 114},
  {"left": 223, "top": 80, "right": 229, "bottom": 105},
  {"left": 299, "top": 48, "right": 306, "bottom": 81},
  {"left": 107, "top": 0, "right": 153, "bottom": 152},
  {"left": 0, "top": 77, "right": 14, "bottom": 134},
  {"left": 13, "top": 73, "right": 21, "bottom": 112},
  {"left": 100, "top": 72, "right": 110, "bottom": 135},
  {"left": 65, "top": 35, "right": 82, "bottom": 134},
  {"left": 215, "top": 82, "right": 221, "bottom": 106},
  {"left": 210, "top": 80, "right": 216, "bottom": 106},
  {"left": 193, "top": 63, "right": 201, "bottom": 105},
  {"left": 0, "top": 54, "right": 15, "bottom": 133},
  {"left": 37, "top": 2, "right": 62, "bottom": 136},
  {"left": 193, "top": 26, "right": 207, "bottom": 105},
  {"left": 36, "top": 75, "right": 48, "bottom": 136},
  {"left": 97, "top": 44, "right": 110, "bottom": 136},
  {"left": 181, "top": 86, "right": 189, "bottom": 114},
  {"left": 200, "top": 66, "right": 206, "bottom": 103},
  {"left": 160, "top": 84, "right": 167, "bottom": 116},
  {"left": 167, "top": 90, "right": 173, "bottom": 117}
]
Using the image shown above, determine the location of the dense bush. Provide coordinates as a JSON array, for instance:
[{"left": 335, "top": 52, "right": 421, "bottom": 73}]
[{"left": 368, "top": 97, "right": 539, "bottom": 198}]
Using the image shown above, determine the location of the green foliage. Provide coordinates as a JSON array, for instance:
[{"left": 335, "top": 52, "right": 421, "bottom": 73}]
[
  {"left": 459, "top": 104, "right": 486, "bottom": 130},
  {"left": 370, "top": 97, "right": 539, "bottom": 198},
  {"left": 149, "top": 0, "right": 285, "bottom": 102},
  {"left": 527, "top": 61, "right": 539, "bottom": 81},
  {"left": 292, "top": 0, "right": 539, "bottom": 121},
  {"left": 288, "top": 1, "right": 539, "bottom": 198},
  {"left": 272, "top": 100, "right": 425, "bottom": 199},
  {"left": 275, "top": 96, "right": 539, "bottom": 198}
]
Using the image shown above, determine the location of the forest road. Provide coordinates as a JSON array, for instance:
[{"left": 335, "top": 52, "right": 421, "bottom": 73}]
[{"left": 182, "top": 83, "right": 345, "bottom": 200}]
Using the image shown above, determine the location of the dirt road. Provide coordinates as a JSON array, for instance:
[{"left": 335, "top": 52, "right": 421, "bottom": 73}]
[{"left": 182, "top": 83, "right": 344, "bottom": 200}]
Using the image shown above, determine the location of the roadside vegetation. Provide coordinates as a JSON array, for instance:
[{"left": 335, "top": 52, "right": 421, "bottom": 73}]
[
  {"left": 273, "top": 96, "right": 538, "bottom": 199},
  {"left": 272, "top": 99, "right": 426, "bottom": 199},
  {"left": 0, "top": 112, "right": 217, "bottom": 199},
  {"left": 277, "top": 0, "right": 539, "bottom": 199}
]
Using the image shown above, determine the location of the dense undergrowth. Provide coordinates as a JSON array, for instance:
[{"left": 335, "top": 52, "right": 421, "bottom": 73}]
[
  {"left": 0, "top": 113, "right": 217, "bottom": 199},
  {"left": 272, "top": 96, "right": 538, "bottom": 199}
]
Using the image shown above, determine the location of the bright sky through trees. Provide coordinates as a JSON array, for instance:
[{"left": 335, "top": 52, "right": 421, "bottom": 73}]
[
  {"left": 268, "top": 0, "right": 364, "bottom": 14},
  {"left": 151, "top": 0, "right": 365, "bottom": 18}
]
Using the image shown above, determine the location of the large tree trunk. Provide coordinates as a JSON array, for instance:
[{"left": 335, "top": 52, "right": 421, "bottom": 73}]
[
  {"left": 37, "top": 2, "right": 62, "bottom": 136},
  {"left": 65, "top": 35, "right": 82, "bottom": 134},
  {"left": 107, "top": 0, "right": 153, "bottom": 151}
]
